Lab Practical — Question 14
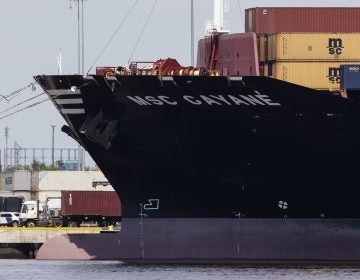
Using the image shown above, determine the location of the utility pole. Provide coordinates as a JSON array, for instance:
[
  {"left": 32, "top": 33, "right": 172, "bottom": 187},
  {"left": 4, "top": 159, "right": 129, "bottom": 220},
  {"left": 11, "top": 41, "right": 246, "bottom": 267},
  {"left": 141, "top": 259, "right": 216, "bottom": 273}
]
[
  {"left": 4, "top": 127, "right": 9, "bottom": 171},
  {"left": 51, "top": 124, "right": 56, "bottom": 167}
]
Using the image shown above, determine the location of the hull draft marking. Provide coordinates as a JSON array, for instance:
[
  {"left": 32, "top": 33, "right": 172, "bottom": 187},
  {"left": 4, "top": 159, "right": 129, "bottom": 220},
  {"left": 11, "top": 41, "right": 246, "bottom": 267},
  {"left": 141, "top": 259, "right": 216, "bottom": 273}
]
[
  {"left": 278, "top": 201, "right": 288, "bottom": 210},
  {"left": 143, "top": 199, "right": 160, "bottom": 210}
]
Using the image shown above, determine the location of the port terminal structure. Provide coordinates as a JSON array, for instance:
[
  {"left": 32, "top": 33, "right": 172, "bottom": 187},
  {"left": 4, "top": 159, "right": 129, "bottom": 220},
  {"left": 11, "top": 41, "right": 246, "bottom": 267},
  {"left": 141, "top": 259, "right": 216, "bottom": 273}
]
[{"left": 0, "top": 226, "right": 117, "bottom": 259}]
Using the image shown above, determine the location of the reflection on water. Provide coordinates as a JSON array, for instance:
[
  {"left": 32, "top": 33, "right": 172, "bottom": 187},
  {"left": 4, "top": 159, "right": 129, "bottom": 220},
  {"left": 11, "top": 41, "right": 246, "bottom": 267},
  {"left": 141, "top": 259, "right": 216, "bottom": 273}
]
[{"left": 1, "top": 260, "right": 360, "bottom": 280}]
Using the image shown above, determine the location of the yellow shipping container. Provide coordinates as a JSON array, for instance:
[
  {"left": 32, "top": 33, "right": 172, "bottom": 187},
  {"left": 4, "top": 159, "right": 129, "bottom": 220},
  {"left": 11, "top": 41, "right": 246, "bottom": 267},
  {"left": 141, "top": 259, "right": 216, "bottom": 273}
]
[
  {"left": 263, "top": 63, "right": 268, "bottom": 76},
  {"left": 266, "top": 61, "right": 358, "bottom": 91},
  {"left": 259, "top": 34, "right": 266, "bottom": 62},
  {"left": 268, "top": 35, "right": 276, "bottom": 61},
  {"left": 267, "top": 33, "right": 360, "bottom": 61}
]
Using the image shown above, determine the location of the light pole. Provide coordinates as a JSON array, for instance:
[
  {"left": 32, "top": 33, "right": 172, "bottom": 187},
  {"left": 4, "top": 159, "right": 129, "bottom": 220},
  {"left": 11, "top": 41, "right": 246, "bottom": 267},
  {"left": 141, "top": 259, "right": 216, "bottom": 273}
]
[
  {"left": 51, "top": 124, "right": 56, "bottom": 167},
  {"left": 69, "top": 0, "right": 87, "bottom": 74}
]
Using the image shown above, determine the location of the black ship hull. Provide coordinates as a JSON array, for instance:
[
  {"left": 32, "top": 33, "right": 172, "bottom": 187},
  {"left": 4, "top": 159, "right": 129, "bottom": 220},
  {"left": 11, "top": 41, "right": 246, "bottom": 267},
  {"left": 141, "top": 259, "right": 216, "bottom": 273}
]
[
  {"left": 35, "top": 74, "right": 360, "bottom": 261},
  {"left": 37, "top": 218, "right": 360, "bottom": 262}
]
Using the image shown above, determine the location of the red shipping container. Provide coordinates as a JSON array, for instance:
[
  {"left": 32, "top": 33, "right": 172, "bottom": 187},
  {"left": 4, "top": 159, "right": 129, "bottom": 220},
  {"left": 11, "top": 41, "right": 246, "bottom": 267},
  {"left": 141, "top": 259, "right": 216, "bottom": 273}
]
[
  {"left": 61, "top": 191, "right": 121, "bottom": 217},
  {"left": 245, "top": 7, "right": 360, "bottom": 33}
]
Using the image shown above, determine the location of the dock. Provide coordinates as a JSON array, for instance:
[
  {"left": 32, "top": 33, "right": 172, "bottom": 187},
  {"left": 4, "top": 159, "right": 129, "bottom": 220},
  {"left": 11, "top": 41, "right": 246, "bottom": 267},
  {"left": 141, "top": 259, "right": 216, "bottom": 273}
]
[{"left": 0, "top": 227, "right": 103, "bottom": 258}]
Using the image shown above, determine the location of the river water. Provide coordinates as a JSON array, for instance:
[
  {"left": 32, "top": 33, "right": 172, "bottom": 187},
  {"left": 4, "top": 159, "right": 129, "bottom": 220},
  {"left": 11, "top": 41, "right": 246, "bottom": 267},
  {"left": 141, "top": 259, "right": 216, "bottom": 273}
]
[{"left": 1, "top": 260, "right": 360, "bottom": 280}]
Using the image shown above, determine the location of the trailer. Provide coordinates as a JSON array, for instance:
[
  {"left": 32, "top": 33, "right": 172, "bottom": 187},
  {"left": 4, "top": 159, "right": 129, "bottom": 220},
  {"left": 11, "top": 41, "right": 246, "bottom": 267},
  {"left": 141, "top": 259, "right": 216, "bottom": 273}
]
[
  {"left": 0, "top": 196, "right": 24, "bottom": 212},
  {"left": 19, "top": 191, "right": 121, "bottom": 227}
]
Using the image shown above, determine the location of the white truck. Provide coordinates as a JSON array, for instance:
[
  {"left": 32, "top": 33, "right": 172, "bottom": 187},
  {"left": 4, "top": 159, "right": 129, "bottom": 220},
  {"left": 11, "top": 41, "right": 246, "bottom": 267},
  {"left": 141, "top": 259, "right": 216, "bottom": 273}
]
[
  {"left": 19, "top": 197, "right": 62, "bottom": 227},
  {"left": 19, "top": 191, "right": 122, "bottom": 227}
]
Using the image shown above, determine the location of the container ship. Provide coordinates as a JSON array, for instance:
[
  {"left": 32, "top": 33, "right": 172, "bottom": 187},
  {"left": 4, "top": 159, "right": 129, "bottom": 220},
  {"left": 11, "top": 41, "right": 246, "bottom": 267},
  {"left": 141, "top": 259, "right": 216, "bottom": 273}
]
[{"left": 34, "top": 2, "right": 360, "bottom": 262}]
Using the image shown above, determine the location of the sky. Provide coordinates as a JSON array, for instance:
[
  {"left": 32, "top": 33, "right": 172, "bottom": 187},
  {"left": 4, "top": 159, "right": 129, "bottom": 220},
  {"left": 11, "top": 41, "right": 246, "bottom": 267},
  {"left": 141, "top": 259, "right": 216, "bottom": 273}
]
[{"left": 0, "top": 0, "right": 359, "bottom": 167}]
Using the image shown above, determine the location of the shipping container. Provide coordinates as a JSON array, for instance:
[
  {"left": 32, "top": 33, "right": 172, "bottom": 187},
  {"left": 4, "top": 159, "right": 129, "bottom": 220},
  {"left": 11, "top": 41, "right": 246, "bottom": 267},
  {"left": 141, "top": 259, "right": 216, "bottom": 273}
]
[
  {"left": 259, "top": 34, "right": 266, "bottom": 62},
  {"left": 61, "top": 191, "right": 121, "bottom": 217},
  {"left": 0, "top": 196, "right": 24, "bottom": 212},
  {"left": 261, "top": 33, "right": 360, "bottom": 62},
  {"left": 197, "top": 32, "right": 259, "bottom": 76},
  {"left": 13, "top": 191, "right": 31, "bottom": 201},
  {"left": 2, "top": 170, "right": 31, "bottom": 192},
  {"left": 246, "top": 8, "right": 360, "bottom": 34},
  {"left": 263, "top": 63, "right": 268, "bottom": 76},
  {"left": 264, "top": 61, "right": 357, "bottom": 90},
  {"left": 340, "top": 64, "right": 360, "bottom": 90},
  {"left": 38, "top": 171, "right": 113, "bottom": 191},
  {"left": 37, "top": 190, "right": 62, "bottom": 203}
]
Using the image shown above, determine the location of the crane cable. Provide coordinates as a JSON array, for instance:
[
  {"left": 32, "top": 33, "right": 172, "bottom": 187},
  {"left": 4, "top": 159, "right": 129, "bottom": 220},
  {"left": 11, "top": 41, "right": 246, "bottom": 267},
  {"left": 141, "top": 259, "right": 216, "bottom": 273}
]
[
  {"left": 86, "top": 0, "right": 141, "bottom": 75},
  {"left": 0, "top": 98, "right": 49, "bottom": 120},
  {"left": 0, "top": 84, "right": 93, "bottom": 120},
  {"left": 1, "top": 82, "right": 37, "bottom": 103},
  {"left": 237, "top": 0, "right": 245, "bottom": 31},
  {"left": 0, "top": 92, "right": 46, "bottom": 116},
  {"left": 127, "top": 0, "right": 159, "bottom": 64}
]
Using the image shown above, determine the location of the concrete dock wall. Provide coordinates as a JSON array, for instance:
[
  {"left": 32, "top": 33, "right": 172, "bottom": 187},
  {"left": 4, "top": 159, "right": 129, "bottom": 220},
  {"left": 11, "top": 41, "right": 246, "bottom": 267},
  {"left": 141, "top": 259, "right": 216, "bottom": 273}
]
[{"left": 0, "top": 227, "right": 102, "bottom": 259}]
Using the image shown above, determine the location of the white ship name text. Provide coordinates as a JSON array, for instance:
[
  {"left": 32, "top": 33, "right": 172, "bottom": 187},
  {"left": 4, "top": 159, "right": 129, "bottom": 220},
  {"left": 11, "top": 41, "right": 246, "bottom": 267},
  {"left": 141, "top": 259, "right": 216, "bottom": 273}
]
[{"left": 126, "top": 94, "right": 281, "bottom": 106}]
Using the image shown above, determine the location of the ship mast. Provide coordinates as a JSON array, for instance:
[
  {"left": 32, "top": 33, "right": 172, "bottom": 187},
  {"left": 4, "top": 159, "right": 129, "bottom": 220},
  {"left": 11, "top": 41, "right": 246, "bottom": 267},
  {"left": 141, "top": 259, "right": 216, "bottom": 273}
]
[
  {"left": 208, "top": 0, "right": 229, "bottom": 35},
  {"left": 191, "top": 0, "right": 194, "bottom": 66},
  {"left": 57, "top": 48, "right": 62, "bottom": 75},
  {"left": 69, "top": 0, "right": 86, "bottom": 75},
  {"left": 207, "top": 0, "right": 229, "bottom": 72}
]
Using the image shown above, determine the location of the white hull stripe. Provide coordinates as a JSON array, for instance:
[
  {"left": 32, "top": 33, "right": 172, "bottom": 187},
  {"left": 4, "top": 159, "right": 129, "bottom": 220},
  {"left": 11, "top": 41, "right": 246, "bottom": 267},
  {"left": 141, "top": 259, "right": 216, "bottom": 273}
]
[
  {"left": 61, "top": 108, "right": 85, "bottom": 114},
  {"left": 47, "top": 89, "right": 81, "bottom": 96},
  {"left": 56, "top": 98, "right": 83, "bottom": 105}
]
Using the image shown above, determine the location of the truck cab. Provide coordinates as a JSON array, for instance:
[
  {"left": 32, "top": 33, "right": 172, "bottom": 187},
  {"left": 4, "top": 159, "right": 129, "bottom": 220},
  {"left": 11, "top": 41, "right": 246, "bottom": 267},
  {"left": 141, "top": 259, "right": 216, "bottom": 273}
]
[
  {"left": 19, "top": 198, "right": 61, "bottom": 227},
  {"left": 19, "top": 200, "right": 41, "bottom": 227}
]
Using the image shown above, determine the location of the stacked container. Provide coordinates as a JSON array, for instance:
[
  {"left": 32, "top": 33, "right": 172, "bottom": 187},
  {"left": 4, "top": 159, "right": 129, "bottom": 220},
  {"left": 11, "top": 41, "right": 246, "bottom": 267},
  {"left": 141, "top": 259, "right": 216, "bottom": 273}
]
[
  {"left": 340, "top": 64, "right": 360, "bottom": 90},
  {"left": 246, "top": 7, "right": 360, "bottom": 34},
  {"left": 260, "top": 33, "right": 360, "bottom": 90},
  {"left": 246, "top": 7, "right": 360, "bottom": 91}
]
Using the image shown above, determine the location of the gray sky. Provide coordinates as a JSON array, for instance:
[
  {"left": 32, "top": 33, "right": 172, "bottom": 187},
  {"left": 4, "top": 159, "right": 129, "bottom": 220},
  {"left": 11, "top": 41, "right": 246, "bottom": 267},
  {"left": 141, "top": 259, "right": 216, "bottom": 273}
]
[{"left": 0, "top": 0, "right": 359, "bottom": 167}]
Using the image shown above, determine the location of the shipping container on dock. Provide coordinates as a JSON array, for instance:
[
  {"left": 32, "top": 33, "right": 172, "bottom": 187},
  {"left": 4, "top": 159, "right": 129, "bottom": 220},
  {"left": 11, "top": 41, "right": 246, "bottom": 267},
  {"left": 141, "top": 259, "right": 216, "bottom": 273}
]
[
  {"left": 2, "top": 170, "right": 31, "bottom": 192},
  {"left": 0, "top": 196, "right": 24, "bottom": 212},
  {"left": 19, "top": 191, "right": 121, "bottom": 227},
  {"left": 245, "top": 7, "right": 360, "bottom": 34},
  {"left": 264, "top": 61, "right": 358, "bottom": 91},
  {"left": 0, "top": 170, "right": 114, "bottom": 204},
  {"left": 197, "top": 33, "right": 259, "bottom": 76},
  {"left": 340, "top": 64, "right": 360, "bottom": 90},
  {"left": 36, "top": 171, "right": 114, "bottom": 202},
  {"left": 259, "top": 33, "right": 360, "bottom": 62},
  {"left": 61, "top": 191, "right": 121, "bottom": 217}
]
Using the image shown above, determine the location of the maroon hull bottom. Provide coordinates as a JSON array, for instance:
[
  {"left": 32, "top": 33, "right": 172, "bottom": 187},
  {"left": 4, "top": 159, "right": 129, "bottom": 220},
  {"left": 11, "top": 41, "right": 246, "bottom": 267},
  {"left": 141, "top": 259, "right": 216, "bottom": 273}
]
[{"left": 36, "top": 218, "right": 360, "bottom": 262}]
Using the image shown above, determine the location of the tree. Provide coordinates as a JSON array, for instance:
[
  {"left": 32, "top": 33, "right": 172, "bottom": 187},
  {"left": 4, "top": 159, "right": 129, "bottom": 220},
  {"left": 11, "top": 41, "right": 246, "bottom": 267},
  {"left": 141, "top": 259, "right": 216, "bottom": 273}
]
[{"left": 31, "top": 160, "right": 59, "bottom": 171}]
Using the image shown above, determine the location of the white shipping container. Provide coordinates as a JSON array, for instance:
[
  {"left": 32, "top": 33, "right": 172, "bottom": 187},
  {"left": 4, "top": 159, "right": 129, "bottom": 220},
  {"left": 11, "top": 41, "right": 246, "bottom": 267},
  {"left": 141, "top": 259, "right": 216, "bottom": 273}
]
[
  {"left": 37, "top": 191, "right": 62, "bottom": 203},
  {"left": 38, "top": 171, "right": 114, "bottom": 192},
  {"left": 2, "top": 170, "right": 31, "bottom": 192},
  {"left": 13, "top": 191, "right": 32, "bottom": 201}
]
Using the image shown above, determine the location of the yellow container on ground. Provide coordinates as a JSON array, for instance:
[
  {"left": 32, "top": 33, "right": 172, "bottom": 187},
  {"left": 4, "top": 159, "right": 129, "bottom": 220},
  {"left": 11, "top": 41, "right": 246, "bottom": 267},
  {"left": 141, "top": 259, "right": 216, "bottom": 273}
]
[
  {"left": 267, "top": 61, "right": 360, "bottom": 91},
  {"left": 266, "top": 33, "right": 360, "bottom": 61}
]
